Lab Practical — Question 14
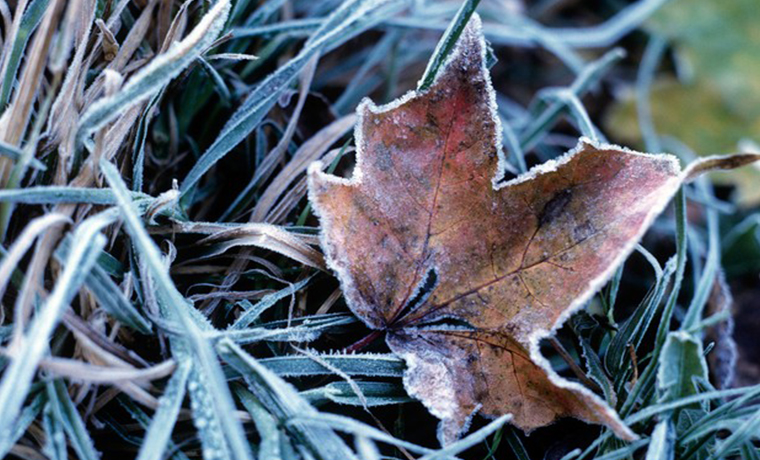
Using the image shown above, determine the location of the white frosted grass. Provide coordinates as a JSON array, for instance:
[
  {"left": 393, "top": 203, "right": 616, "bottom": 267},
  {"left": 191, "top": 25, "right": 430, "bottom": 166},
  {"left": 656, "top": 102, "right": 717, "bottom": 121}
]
[
  {"left": 519, "top": 49, "right": 625, "bottom": 153},
  {"left": 0, "top": 394, "right": 44, "bottom": 458},
  {"left": 0, "top": 210, "right": 114, "bottom": 449},
  {"left": 53, "top": 233, "right": 152, "bottom": 333},
  {"left": 233, "top": 387, "right": 282, "bottom": 460},
  {"left": 135, "top": 360, "right": 192, "bottom": 460},
  {"left": 0, "top": 0, "right": 48, "bottom": 106},
  {"left": 0, "top": 186, "right": 150, "bottom": 204},
  {"left": 308, "top": 381, "right": 409, "bottom": 407},
  {"left": 288, "top": 411, "right": 511, "bottom": 458},
  {"left": 218, "top": 339, "right": 361, "bottom": 460},
  {"left": 288, "top": 412, "right": 438, "bottom": 456},
  {"left": 355, "top": 436, "right": 382, "bottom": 460},
  {"left": 214, "top": 314, "right": 354, "bottom": 345},
  {"left": 0, "top": 213, "right": 69, "bottom": 303},
  {"left": 258, "top": 353, "right": 405, "bottom": 378},
  {"left": 389, "top": 0, "right": 668, "bottom": 49},
  {"left": 75, "top": 0, "right": 231, "bottom": 151},
  {"left": 46, "top": 379, "right": 100, "bottom": 460},
  {"left": 101, "top": 161, "right": 254, "bottom": 460},
  {"left": 420, "top": 415, "right": 511, "bottom": 460},
  {"left": 0, "top": 140, "right": 44, "bottom": 168},
  {"left": 229, "top": 276, "right": 312, "bottom": 329},
  {"left": 180, "top": 0, "right": 405, "bottom": 194},
  {"left": 255, "top": 0, "right": 669, "bottom": 50}
]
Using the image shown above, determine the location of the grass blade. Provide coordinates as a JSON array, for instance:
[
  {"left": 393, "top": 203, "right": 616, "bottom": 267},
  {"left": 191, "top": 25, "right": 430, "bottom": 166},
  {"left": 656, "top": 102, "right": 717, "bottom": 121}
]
[
  {"left": 180, "top": 0, "right": 405, "bottom": 194},
  {"left": 101, "top": 160, "right": 254, "bottom": 460},
  {"left": 136, "top": 360, "right": 192, "bottom": 460},
  {"left": 0, "top": 211, "right": 111, "bottom": 443},
  {"left": 218, "top": 339, "right": 360, "bottom": 460},
  {"left": 76, "top": 0, "right": 231, "bottom": 151},
  {"left": 417, "top": 0, "right": 481, "bottom": 91},
  {"left": 46, "top": 379, "right": 100, "bottom": 460}
]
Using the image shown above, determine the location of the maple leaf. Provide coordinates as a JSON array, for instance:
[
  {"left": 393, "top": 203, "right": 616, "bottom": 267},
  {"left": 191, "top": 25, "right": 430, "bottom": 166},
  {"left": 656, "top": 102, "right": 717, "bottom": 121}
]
[{"left": 307, "top": 16, "right": 760, "bottom": 444}]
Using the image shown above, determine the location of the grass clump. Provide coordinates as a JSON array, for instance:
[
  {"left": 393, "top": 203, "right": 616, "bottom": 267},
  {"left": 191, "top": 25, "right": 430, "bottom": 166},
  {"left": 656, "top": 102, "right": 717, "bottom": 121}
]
[{"left": 0, "top": 0, "right": 758, "bottom": 459}]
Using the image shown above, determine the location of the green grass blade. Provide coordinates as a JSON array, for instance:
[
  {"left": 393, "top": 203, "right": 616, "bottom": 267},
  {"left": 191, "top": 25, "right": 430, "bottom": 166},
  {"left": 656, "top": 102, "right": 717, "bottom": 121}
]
[
  {"left": 42, "top": 399, "right": 67, "bottom": 460},
  {"left": 420, "top": 416, "right": 511, "bottom": 460},
  {"left": 229, "top": 276, "right": 313, "bottom": 329},
  {"left": 682, "top": 192, "right": 720, "bottom": 330},
  {"left": 287, "top": 412, "right": 435, "bottom": 456},
  {"left": 219, "top": 313, "right": 354, "bottom": 344},
  {"left": 658, "top": 332, "right": 708, "bottom": 404},
  {"left": 0, "top": 141, "right": 45, "bottom": 169},
  {"left": 46, "top": 379, "right": 100, "bottom": 460},
  {"left": 579, "top": 336, "right": 617, "bottom": 406},
  {"left": 136, "top": 360, "right": 192, "bottom": 460},
  {"left": 0, "top": 392, "right": 45, "bottom": 458},
  {"left": 644, "top": 420, "right": 675, "bottom": 460},
  {"left": 258, "top": 353, "right": 405, "bottom": 377},
  {"left": 218, "top": 339, "right": 360, "bottom": 460},
  {"left": 233, "top": 384, "right": 283, "bottom": 460},
  {"left": 0, "top": 0, "right": 50, "bottom": 109},
  {"left": 54, "top": 235, "right": 152, "bottom": 334},
  {"left": 0, "top": 186, "right": 150, "bottom": 204},
  {"left": 302, "top": 381, "right": 411, "bottom": 407},
  {"left": 417, "top": 0, "right": 481, "bottom": 91},
  {"left": 120, "top": 398, "right": 192, "bottom": 460}
]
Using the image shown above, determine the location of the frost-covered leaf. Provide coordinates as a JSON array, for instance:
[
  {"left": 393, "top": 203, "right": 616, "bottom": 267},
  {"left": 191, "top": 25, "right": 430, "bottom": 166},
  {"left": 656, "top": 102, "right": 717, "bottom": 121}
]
[
  {"left": 644, "top": 420, "right": 675, "bottom": 460},
  {"left": 308, "top": 15, "right": 760, "bottom": 444},
  {"left": 658, "top": 332, "right": 709, "bottom": 403}
]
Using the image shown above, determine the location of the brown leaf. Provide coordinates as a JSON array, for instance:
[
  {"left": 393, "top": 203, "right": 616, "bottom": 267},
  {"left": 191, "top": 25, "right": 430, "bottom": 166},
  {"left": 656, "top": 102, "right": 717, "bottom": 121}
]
[{"left": 307, "top": 16, "right": 760, "bottom": 444}]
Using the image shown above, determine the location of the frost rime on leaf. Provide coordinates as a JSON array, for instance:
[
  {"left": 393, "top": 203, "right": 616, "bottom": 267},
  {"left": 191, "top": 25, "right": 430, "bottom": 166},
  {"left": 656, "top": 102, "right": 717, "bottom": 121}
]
[{"left": 307, "top": 14, "right": 757, "bottom": 445}]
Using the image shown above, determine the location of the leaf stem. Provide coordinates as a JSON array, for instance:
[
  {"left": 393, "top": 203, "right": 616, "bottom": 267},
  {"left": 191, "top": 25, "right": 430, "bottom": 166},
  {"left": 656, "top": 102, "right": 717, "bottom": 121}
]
[
  {"left": 549, "top": 337, "right": 602, "bottom": 393},
  {"left": 343, "top": 330, "right": 383, "bottom": 354}
]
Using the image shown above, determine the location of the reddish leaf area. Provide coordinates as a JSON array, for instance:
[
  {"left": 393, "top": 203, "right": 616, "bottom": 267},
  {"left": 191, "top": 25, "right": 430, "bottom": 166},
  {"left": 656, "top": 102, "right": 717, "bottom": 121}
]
[{"left": 308, "top": 16, "right": 686, "bottom": 444}]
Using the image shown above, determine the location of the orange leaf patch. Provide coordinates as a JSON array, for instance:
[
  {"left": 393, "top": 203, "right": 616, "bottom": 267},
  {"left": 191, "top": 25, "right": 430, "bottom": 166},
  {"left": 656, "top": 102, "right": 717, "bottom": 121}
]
[{"left": 308, "top": 15, "right": 759, "bottom": 444}]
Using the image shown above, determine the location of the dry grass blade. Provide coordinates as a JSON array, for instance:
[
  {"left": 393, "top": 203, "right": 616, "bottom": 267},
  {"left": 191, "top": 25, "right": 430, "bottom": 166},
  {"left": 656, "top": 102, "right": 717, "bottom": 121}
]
[
  {"left": 75, "top": 0, "right": 230, "bottom": 149},
  {"left": 0, "top": 211, "right": 111, "bottom": 445},
  {"left": 46, "top": 0, "right": 98, "bottom": 182},
  {"left": 253, "top": 114, "right": 356, "bottom": 222},
  {"left": 0, "top": 0, "right": 63, "bottom": 185},
  {"left": 0, "top": 213, "right": 69, "bottom": 309},
  {"left": 247, "top": 54, "right": 320, "bottom": 202},
  {"left": 0, "top": 0, "right": 31, "bottom": 101},
  {"left": 196, "top": 223, "right": 326, "bottom": 270},
  {"left": 21, "top": 355, "right": 176, "bottom": 383}
]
